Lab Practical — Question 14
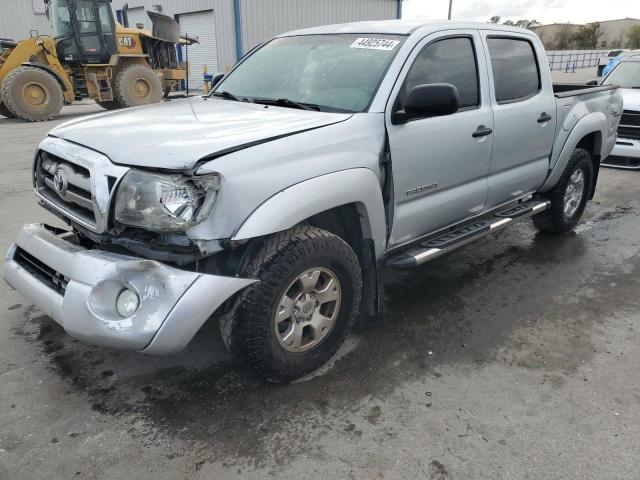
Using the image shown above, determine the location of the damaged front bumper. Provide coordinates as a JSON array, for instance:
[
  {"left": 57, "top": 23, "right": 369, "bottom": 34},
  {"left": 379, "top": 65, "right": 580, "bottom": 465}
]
[{"left": 3, "top": 224, "right": 256, "bottom": 354}]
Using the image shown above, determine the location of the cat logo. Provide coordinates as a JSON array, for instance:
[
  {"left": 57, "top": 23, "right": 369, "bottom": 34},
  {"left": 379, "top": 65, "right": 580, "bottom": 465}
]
[{"left": 118, "top": 36, "right": 136, "bottom": 48}]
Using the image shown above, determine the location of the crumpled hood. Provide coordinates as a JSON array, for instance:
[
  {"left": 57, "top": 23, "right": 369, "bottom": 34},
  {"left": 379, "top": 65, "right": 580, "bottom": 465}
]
[
  {"left": 620, "top": 88, "right": 640, "bottom": 112},
  {"left": 49, "top": 97, "right": 352, "bottom": 170}
]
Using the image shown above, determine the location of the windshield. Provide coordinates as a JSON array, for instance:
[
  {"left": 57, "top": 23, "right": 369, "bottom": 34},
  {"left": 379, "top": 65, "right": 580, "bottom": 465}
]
[
  {"left": 213, "top": 34, "right": 406, "bottom": 113},
  {"left": 602, "top": 60, "right": 640, "bottom": 88},
  {"left": 50, "top": 0, "right": 72, "bottom": 38}
]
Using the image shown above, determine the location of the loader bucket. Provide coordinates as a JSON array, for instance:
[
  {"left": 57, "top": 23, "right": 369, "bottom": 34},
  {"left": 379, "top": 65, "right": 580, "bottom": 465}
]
[{"left": 147, "top": 11, "right": 180, "bottom": 44}]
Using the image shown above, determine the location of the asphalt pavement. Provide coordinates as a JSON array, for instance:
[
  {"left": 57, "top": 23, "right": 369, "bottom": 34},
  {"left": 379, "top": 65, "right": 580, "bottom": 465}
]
[{"left": 1, "top": 103, "right": 640, "bottom": 479}]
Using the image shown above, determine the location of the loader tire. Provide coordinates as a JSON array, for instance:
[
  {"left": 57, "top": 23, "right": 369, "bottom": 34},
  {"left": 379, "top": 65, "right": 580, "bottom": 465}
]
[
  {"left": 95, "top": 100, "right": 122, "bottom": 111},
  {"left": 1, "top": 66, "right": 64, "bottom": 122},
  {"left": 219, "top": 225, "right": 362, "bottom": 383},
  {"left": 114, "top": 64, "right": 163, "bottom": 108},
  {"left": 0, "top": 102, "right": 15, "bottom": 118}
]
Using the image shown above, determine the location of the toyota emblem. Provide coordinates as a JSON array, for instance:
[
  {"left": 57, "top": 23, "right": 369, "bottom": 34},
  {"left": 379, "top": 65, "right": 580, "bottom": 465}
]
[{"left": 53, "top": 169, "right": 68, "bottom": 196}]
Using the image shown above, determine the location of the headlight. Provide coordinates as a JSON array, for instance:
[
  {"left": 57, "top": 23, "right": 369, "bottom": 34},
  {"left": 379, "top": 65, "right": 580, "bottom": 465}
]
[{"left": 114, "top": 170, "right": 220, "bottom": 232}]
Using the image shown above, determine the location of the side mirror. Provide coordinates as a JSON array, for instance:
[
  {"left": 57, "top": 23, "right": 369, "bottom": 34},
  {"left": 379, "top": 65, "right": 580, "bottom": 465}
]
[
  {"left": 211, "top": 73, "right": 224, "bottom": 88},
  {"left": 394, "top": 83, "right": 459, "bottom": 124},
  {"left": 586, "top": 79, "right": 599, "bottom": 86}
]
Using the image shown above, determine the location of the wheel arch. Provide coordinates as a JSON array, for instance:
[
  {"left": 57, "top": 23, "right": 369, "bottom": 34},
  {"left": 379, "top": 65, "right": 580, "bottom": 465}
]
[
  {"left": 540, "top": 113, "right": 605, "bottom": 197},
  {"left": 20, "top": 62, "right": 68, "bottom": 92},
  {"left": 231, "top": 168, "right": 387, "bottom": 316},
  {"left": 232, "top": 168, "right": 387, "bottom": 258}
]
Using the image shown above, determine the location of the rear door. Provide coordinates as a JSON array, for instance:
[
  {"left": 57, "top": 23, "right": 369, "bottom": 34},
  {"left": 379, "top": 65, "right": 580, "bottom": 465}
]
[
  {"left": 480, "top": 32, "right": 556, "bottom": 208},
  {"left": 386, "top": 31, "right": 493, "bottom": 247}
]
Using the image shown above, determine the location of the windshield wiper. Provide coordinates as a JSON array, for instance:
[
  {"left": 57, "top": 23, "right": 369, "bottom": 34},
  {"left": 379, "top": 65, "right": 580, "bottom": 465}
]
[
  {"left": 252, "top": 97, "right": 321, "bottom": 111},
  {"left": 210, "top": 90, "right": 245, "bottom": 102}
]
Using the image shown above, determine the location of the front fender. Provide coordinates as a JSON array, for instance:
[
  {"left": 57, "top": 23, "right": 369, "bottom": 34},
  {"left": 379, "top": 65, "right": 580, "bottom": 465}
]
[
  {"left": 539, "top": 112, "right": 605, "bottom": 192},
  {"left": 232, "top": 168, "right": 387, "bottom": 259}
]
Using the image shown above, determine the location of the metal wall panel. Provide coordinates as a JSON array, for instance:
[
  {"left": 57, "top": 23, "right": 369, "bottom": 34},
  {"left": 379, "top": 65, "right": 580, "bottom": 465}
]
[
  {"left": 0, "top": 0, "right": 53, "bottom": 39},
  {"left": 111, "top": 0, "right": 237, "bottom": 70},
  {"left": 178, "top": 10, "right": 219, "bottom": 90},
  {"left": 240, "top": 0, "right": 398, "bottom": 52}
]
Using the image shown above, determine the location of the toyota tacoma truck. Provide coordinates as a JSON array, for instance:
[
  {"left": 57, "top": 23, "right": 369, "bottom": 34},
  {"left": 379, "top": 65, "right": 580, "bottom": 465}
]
[{"left": 3, "top": 21, "right": 622, "bottom": 382}]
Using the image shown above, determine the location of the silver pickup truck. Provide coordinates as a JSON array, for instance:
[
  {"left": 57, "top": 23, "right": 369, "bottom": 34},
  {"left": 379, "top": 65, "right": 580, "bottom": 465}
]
[{"left": 3, "top": 21, "right": 622, "bottom": 382}]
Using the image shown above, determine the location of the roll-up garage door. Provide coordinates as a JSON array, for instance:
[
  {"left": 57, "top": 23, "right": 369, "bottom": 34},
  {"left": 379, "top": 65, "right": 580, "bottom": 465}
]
[
  {"left": 178, "top": 10, "right": 218, "bottom": 92},
  {"left": 126, "top": 7, "right": 150, "bottom": 30}
]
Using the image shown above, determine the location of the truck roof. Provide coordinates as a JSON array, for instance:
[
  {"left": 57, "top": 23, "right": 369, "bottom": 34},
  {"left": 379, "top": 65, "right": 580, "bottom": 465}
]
[{"left": 280, "top": 20, "right": 534, "bottom": 38}]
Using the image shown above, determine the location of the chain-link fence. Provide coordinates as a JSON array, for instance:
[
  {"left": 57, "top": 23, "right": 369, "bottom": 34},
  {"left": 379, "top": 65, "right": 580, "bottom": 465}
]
[{"left": 545, "top": 50, "right": 609, "bottom": 72}]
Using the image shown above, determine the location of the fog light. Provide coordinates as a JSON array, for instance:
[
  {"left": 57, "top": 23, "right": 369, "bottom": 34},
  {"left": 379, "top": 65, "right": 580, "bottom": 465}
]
[{"left": 116, "top": 289, "right": 139, "bottom": 318}]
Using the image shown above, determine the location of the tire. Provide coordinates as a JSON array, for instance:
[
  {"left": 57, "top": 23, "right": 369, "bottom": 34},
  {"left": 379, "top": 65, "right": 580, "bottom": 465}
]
[
  {"left": 533, "top": 148, "right": 593, "bottom": 234},
  {"left": 0, "top": 102, "right": 15, "bottom": 118},
  {"left": 220, "top": 225, "right": 362, "bottom": 383},
  {"left": 113, "top": 64, "right": 163, "bottom": 108},
  {"left": 95, "top": 100, "right": 122, "bottom": 111},
  {"left": 1, "top": 66, "right": 64, "bottom": 121}
]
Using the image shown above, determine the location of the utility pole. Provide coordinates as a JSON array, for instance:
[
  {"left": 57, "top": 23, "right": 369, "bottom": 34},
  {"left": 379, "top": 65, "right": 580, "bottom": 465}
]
[{"left": 448, "top": 0, "right": 453, "bottom": 19}]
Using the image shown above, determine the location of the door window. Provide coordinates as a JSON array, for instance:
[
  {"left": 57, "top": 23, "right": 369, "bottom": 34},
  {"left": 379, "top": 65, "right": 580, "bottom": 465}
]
[
  {"left": 75, "top": 0, "right": 98, "bottom": 33},
  {"left": 403, "top": 37, "right": 480, "bottom": 109},
  {"left": 98, "top": 3, "right": 114, "bottom": 34},
  {"left": 486, "top": 37, "right": 540, "bottom": 103}
]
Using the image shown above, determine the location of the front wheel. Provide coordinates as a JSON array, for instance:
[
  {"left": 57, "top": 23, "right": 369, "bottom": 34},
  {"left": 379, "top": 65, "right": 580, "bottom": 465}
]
[
  {"left": 533, "top": 148, "right": 593, "bottom": 233},
  {"left": 220, "top": 225, "right": 362, "bottom": 383}
]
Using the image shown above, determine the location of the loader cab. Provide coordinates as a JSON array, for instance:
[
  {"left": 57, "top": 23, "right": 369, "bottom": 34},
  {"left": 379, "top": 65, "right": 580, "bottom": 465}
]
[{"left": 46, "top": 0, "right": 117, "bottom": 65}]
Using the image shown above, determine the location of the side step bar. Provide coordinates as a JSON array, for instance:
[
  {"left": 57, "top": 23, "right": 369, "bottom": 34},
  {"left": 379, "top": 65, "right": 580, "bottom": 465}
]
[{"left": 386, "top": 200, "right": 550, "bottom": 269}]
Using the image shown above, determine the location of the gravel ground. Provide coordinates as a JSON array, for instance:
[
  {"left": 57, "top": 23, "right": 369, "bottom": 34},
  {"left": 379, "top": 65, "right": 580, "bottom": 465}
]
[{"left": 1, "top": 103, "right": 640, "bottom": 479}]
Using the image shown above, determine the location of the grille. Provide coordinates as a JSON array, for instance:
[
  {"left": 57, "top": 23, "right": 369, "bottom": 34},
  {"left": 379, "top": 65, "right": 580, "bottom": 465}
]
[
  {"left": 618, "top": 110, "right": 640, "bottom": 141},
  {"left": 35, "top": 150, "right": 96, "bottom": 227},
  {"left": 14, "top": 247, "right": 68, "bottom": 295}
]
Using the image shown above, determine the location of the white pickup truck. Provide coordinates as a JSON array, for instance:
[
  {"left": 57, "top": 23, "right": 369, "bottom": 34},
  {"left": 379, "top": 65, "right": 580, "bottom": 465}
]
[{"left": 3, "top": 21, "right": 622, "bottom": 382}]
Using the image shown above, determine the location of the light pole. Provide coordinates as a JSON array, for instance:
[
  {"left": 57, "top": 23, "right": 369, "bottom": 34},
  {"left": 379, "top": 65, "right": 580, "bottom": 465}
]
[{"left": 448, "top": 0, "right": 453, "bottom": 19}]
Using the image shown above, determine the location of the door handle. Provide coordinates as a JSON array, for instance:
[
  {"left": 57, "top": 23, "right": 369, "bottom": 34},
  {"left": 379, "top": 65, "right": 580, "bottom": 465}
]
[
  {"left": 537, "top": 112, "right": 552, "bottom": 123},
  {"left": 472, "top": 125, "right": 493, "bottom": 138}
]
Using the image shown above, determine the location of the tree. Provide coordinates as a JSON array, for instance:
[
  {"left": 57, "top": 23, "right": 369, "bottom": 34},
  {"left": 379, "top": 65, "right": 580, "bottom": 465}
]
[
  {"left": 499, "top": 18, "right": 542, "bottom": 30},
  {"left": 572, "top": 22, "right": 601, "bottom": 49},
  {"left": 489, "top": 15, "right": 501, "bottom": 24},
  {"left": 627, "top": 25, "right": 640, "bottom": 49},
  {"left": 554, "top": 24, "right": 575, "bottom": 50}
]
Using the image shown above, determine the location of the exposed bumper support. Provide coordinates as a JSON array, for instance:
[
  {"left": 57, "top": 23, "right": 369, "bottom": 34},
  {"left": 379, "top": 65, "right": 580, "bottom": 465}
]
[{"left": 3, "top": 224, "right": 256, "bottom": 355}]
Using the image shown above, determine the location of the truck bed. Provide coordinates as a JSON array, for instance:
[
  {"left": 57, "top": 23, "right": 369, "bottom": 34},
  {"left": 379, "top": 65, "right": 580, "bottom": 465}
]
[{"left": 553, "top": 83, "right": 618, "bottom": 98}]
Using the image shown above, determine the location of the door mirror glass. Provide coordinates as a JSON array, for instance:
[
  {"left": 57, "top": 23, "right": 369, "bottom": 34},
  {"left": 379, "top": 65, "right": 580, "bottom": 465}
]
[
  {"left": 396, "top": 83, "right": 459, "bottom": 123},
  {"left": 211, "top": 73, "right": 224, "bottom": 88}
]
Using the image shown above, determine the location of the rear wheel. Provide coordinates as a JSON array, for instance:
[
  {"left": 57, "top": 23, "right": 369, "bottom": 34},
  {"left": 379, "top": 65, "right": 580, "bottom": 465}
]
[
  {"left": 114, "top": 64, "right": 163, "bottom": 108},
  {"left": 533, "top": 148, "right": 593, "bottom": 233},
  {"left": 219, "top": 225, "right": 362, "bottom": 383},
  {"left": 1, "top": 66, "right": 64, "bottom": 121},
  {"left": 0, "top": 102, "right": 15, "bottom": 118}
]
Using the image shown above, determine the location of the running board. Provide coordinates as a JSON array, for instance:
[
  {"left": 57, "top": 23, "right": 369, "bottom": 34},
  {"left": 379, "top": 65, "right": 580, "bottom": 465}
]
[{"left": 385, "top": 200, "right": 550, "bottom": 269}]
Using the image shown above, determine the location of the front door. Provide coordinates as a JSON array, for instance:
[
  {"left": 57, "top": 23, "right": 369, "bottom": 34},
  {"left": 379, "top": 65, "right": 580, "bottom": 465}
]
[
  {"left": 480, "top": 32, "right": 557, "bottom": 208},
  {"left": 386, "top": 32, "right": 493, "bottom": 248},
  {"left": 72, "top": 0, "right": 117, "bottom": 64}
]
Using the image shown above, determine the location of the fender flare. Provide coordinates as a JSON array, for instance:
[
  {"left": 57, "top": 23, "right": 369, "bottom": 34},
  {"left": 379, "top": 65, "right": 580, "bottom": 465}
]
[
  {"left": 232, "top": 168, "right": 388, "bottom": 259},
  {"left": 539, "top": 112, "right": 604, "bottom": 192},
  {"left": 21, "top": 62, "right": 69, "bottom": 92}
]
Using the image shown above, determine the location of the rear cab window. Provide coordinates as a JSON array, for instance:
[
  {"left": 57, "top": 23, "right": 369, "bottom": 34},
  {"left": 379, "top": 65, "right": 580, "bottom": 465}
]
[{"left": 486, "top": 37, "right": 541, "bottom": 103}]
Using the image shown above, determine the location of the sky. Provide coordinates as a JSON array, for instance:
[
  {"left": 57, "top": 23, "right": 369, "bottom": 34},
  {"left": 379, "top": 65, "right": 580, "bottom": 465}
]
[{"left": 402, "top": 0, "right": 640, "bottom": 25}]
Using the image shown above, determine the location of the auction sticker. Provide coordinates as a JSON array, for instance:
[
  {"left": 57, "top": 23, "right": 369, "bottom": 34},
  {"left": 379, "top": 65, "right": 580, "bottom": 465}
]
[{"left": 350, "top": 38, "right": 400, "bottom": 51}]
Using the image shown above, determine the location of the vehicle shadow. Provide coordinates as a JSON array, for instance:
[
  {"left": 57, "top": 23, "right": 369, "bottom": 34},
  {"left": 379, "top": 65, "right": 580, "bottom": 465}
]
[{"left": 17, "top": 207, "right": 640, "bottom": 466}]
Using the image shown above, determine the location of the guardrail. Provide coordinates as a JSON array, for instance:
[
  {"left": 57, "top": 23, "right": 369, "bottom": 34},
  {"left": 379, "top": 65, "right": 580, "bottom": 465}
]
[{"left": 545, "top": 50, "right": 608, "bottom": 72}]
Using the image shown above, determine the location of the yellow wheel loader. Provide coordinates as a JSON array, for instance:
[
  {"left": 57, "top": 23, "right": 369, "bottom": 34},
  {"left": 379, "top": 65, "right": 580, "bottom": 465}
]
[{"left": 0, "top": 0, "right": 194, "bottom": 121}]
